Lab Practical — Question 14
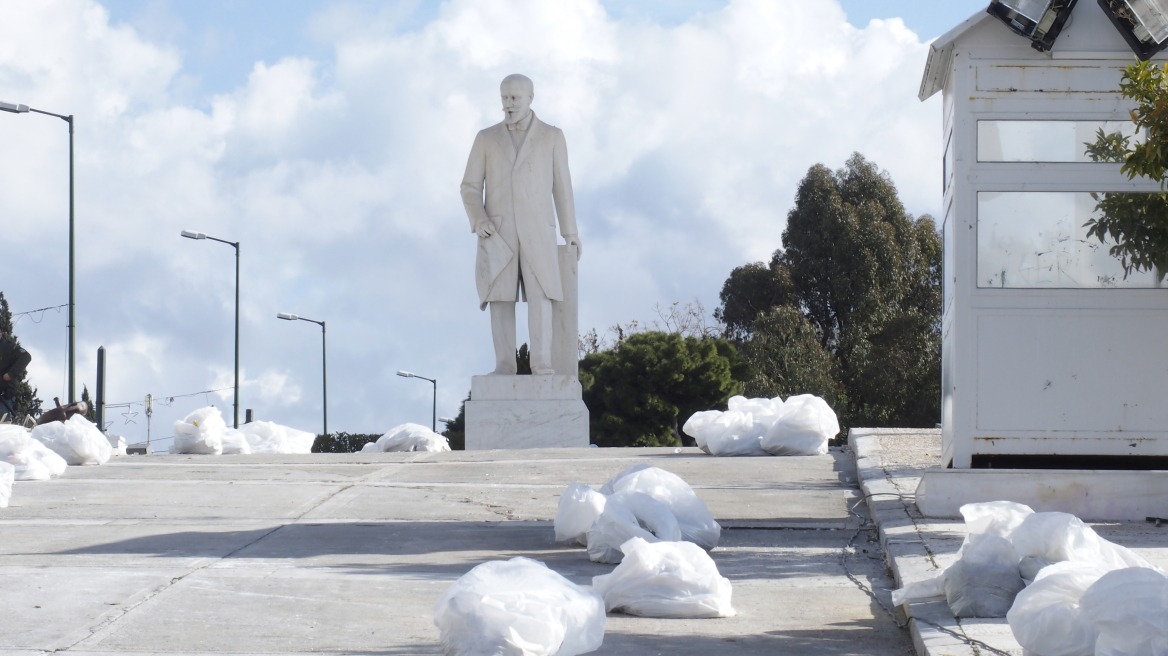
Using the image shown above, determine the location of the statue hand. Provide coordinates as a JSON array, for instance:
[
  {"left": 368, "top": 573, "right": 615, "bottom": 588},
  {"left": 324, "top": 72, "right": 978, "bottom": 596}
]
[
  {"left": 566, "top": 234, "right": 583, "bottom": 260},
  {"left": 475, "top": 220, "right": 496, "bottom": 239}
]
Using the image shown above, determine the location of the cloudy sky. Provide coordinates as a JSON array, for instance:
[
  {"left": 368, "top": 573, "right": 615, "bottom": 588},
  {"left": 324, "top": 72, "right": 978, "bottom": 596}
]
[{"left": 0, "top": 0, "right": 988, "bottom": 445}]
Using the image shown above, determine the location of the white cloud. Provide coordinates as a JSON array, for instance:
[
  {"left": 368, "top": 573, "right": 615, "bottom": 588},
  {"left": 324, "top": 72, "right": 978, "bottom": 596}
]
[{"left": 0, "top": 0, "right": 940, "bottom": 442}]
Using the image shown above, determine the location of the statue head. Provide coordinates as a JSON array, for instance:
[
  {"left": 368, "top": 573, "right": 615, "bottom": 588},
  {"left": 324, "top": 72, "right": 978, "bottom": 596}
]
[{"left": 500, "top": 74, "right": 533, "bottom": 125}]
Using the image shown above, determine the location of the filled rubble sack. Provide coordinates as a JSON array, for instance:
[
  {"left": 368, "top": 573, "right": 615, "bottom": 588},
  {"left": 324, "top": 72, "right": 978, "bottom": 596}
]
[
  {"left": 433, "top": 556, "right": 605, "bottom": 656},
  {"left": 599, "top": 465, "right": 721, "bottom": 550},
  {"left": 554, "top": 482, "right": 606, "bottom": 545},
  {"left": 591, "top": 537, "right": 735, "bottom": 618},
  {"left": 239, "top": 421, "right": 315, "bottom": 454},
  {"left": 0, "top": 424, "right": 67, "bottom": 480},
  {"left": 0, "top": 460, "right": 13, "bottom": 508},
  {"left": 1080, "top": 567, "right": 1168, "bottom": 656},
  {"left": 944, "top": 532, "right": 1026, "bottom": 617},
  {"left": 32, "top": 415, "right": 112, "bottom": 465},
  {"left": 760, "top": 394, "right": 837, "bottom": 456},
  {"left": 1009, "top": 512, "right": 1160, "bottom": 572},
  {"left": 172, "top": 406, "right": 229, "bottom": 455},
  {"left": 1007, "top": 561, "right": 1110, "bottom": 656},
  {"left": 586, "top": 491, "right": 681, "bottom": 564},
  {"left": 366, "top": 423, "right": 451, "bottom": 452},
  {"left": 892, "top": 501, "right": 1035, "bottom": 607}
]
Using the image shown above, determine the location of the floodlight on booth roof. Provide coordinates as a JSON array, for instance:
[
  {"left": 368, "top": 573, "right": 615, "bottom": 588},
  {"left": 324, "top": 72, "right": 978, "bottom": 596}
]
[
  {"left": 0, "top": 101, "right": 29, "bottom": 114},
  {"left": 277, "top": 313, "right": 298, "bottom": 321},
  {"left": 1100, "top": 0, "right": 1168, "bottom": 60},
  {"left": 988, "top": 0, "right": 1078, "bottom": 52},
  {"left": 180, "top": 230, "right": 206, "bottom": 240}
]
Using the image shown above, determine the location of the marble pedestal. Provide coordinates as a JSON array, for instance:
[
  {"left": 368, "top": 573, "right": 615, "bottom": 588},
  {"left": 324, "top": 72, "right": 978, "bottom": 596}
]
[{"left": 464, "top": 375, "right": 589, "bottom": 450}]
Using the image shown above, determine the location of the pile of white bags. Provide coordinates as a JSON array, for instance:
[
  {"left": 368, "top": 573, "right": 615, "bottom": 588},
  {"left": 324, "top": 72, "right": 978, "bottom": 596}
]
[
  {"left": 682, "top": 394, "right": 837, "bottom": 457},
  {"left": 592, "top": 537, "right": 735, "bottom": 618},
  {"left": 598, "top": 464, "right": 721, "bottom": 551},
  {"left": 433, "top": 556, "right": 606, "bottom": 656},
  {"left": 892, "top": 500, "right": 1162, "bottom": 633},
  {"left": 172, "top": 407, "right": 316, "bottom": 455},
  {"left": 0, "top": 424, "right": 67, "bottom": 480},
  {"left": 0, "top": 460, "right": 13, "bottom": 508},
  {"left": 172, "top": 407, "right": 233, "bottom": 455},
  {"left": 360, "top": 423, "right": 450, "bottom": 453},
  {"left": 31, "top": 415, "right": 112, "bottom": 465}
]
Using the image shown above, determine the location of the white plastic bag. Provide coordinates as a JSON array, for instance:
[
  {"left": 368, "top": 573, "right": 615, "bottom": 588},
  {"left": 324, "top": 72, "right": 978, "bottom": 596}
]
[
  {"left": 239, "top": 421, "right": 315, "bottom": 454},
  {"left": 599, "top": 465, "right": 721, "bottom": 550},
  {"left": 1009, "top": 512, "right": 1159, "bottom": 572},
  {"left": 220, "top": 428, "right": 252, "bottom": 455},
  {"left": 0, "top": 424, "right": 67, "bottom": 480},
  {"left": 592, "top": 537, "right": 735, "bottom": 618},
  {"left": 960, "top": 500, "right": 1034, "bottom": 540},
  {"left": 172, "top": 406, "right": 229, "bottom": 455},
  {"left": 1080, "top": 568, "right": 1168, "bottom": 656},
  {"left": 554, "top": 482, "right": 606, "bottom": 545},
  {"left": 0, "top": 460, "right": 13, "bottom": 508},
  {"left": 1007, "top": 561, "right": 1110, "bottom": 656},
  {"left": 433, "top": 556, "right": 605, "bottom": 656},
  {"left": 370, "top": 423, "right": 451, "bottom": 452},
  {"left": 586, "top": 491, "right": 680, "bottom": 564},
  {"left": 681, "top": 396, "right": 782, "bottom": 457},
  {"left": 32, "top": 415, "right": 112, "bottom": 465},
  {"left": 760, "top": 394, "right": 837, "bottom": 456}
]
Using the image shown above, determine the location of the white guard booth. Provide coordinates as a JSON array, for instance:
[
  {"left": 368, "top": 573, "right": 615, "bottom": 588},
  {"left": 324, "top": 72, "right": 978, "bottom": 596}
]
[{"left": 916, "top": 2, "right": 1168, "bottom": 519}]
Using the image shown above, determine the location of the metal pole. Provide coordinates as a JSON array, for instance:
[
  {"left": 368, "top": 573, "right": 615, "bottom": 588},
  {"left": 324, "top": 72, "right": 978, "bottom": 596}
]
[
  {"left": 321, "top": 321, "right": 327, "bottom": 438},
  {"left": 233, "top": 242, "right": 240, "bottom": 429},
  {"left": 67, "top": 115, "right": 75, "bottom": 403},
  {"left": 431, "top": 378, "right": 437, "bottom": 433},
  {"left": 95, "top": 346, "right": 105, "bottom": 433}
]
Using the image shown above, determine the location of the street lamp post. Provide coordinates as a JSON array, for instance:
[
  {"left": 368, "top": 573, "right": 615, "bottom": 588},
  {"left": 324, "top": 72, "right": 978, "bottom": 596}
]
[
  {"left": 397, "top": 370, "right": 436, "bottom": 432},
  {"left": 277, "top": 313, "right": 327, "bottom": 437},
  {"left": 181, "top": 230, "right": 241, "bottom": 428},
  {"left": 2, "top": 100, "right": 77, "bottom": 402}
]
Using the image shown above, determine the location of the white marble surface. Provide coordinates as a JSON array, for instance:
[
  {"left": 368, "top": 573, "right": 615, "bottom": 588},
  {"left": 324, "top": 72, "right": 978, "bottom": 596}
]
[
  {"left": 465, "top": 399, "right": 589, "bottom": 450},
  {"left": 551, "top": 244, "right": 578, "bottom": 377},
  {"left": 471, "top": 374, "right": 581, "bottom": 401}
]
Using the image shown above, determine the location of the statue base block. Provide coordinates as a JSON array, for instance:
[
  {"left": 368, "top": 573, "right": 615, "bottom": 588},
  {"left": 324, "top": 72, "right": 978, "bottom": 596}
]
[{"left": 464, "top": 375, "right": 590, "bottom": 450}]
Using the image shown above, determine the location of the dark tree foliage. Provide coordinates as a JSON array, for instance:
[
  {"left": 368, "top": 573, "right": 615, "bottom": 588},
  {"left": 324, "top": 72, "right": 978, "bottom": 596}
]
[
  {"left": 81, "top": 385, "right": 97, "bottom": 423},
  {"left": 441, "top": 393, "right": 469, "bottom": 450},
  {"left": 715, "top": 260, "right": 795, "bottom": 340},
  {"left": 312, "top": 432, "right": 383, "bottom": 453},
  {"left": 0, "top": 292, "right": 42, "bottom": 423},
  {"left": 580, "top": 331, "right": 746, "bottom": 447},
  {"left": 742, "top": 307, "right": 841, "bottom": 408},
  {"left": 716, "top": 154, "right": 942, "bottom": 430}
]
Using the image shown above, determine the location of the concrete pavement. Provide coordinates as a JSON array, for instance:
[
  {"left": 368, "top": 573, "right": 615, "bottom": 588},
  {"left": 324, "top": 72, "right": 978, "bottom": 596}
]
[{"left": 1, "top": 447, "right": 914, "bottom": 655}]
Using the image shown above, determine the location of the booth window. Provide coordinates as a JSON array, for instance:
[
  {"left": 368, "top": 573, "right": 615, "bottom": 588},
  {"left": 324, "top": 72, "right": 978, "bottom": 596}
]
[
  {"left": 977, "top": 191, "right": 1161, "bottom": 288},
  {"left": 977, "top": 121, "right": 1137, "bottom": 162}
]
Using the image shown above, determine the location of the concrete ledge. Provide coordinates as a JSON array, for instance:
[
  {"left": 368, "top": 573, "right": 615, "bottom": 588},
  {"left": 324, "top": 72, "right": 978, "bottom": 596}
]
[{"left": 916, "top": 468, "right": 1168, "bottom": 521}]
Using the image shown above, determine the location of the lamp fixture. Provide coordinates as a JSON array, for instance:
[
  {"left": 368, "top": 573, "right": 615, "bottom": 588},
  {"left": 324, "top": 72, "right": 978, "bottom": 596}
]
[
  {"left": 1099, "top": 0, "right": 1168, "bottom": 60},
  {"left": 988, "top": 0, "right": 1079, "bottom": 52}
]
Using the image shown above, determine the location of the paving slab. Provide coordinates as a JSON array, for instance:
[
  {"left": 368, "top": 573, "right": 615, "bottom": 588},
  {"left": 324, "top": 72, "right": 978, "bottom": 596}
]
[{"left": 1, "top": 446, "right": 913, "bottom": 655}]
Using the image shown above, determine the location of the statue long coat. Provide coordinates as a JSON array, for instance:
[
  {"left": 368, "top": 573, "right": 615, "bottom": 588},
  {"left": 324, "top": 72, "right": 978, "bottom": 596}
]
[{"left": 460, "top": 113, "right": 578, "bottom": 310}]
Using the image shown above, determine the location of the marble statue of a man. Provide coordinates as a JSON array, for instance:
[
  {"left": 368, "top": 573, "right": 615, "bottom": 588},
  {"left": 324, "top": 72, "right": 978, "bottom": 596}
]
[{"left": 460, "top": 74, "right": 583, "bottom": 376}]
